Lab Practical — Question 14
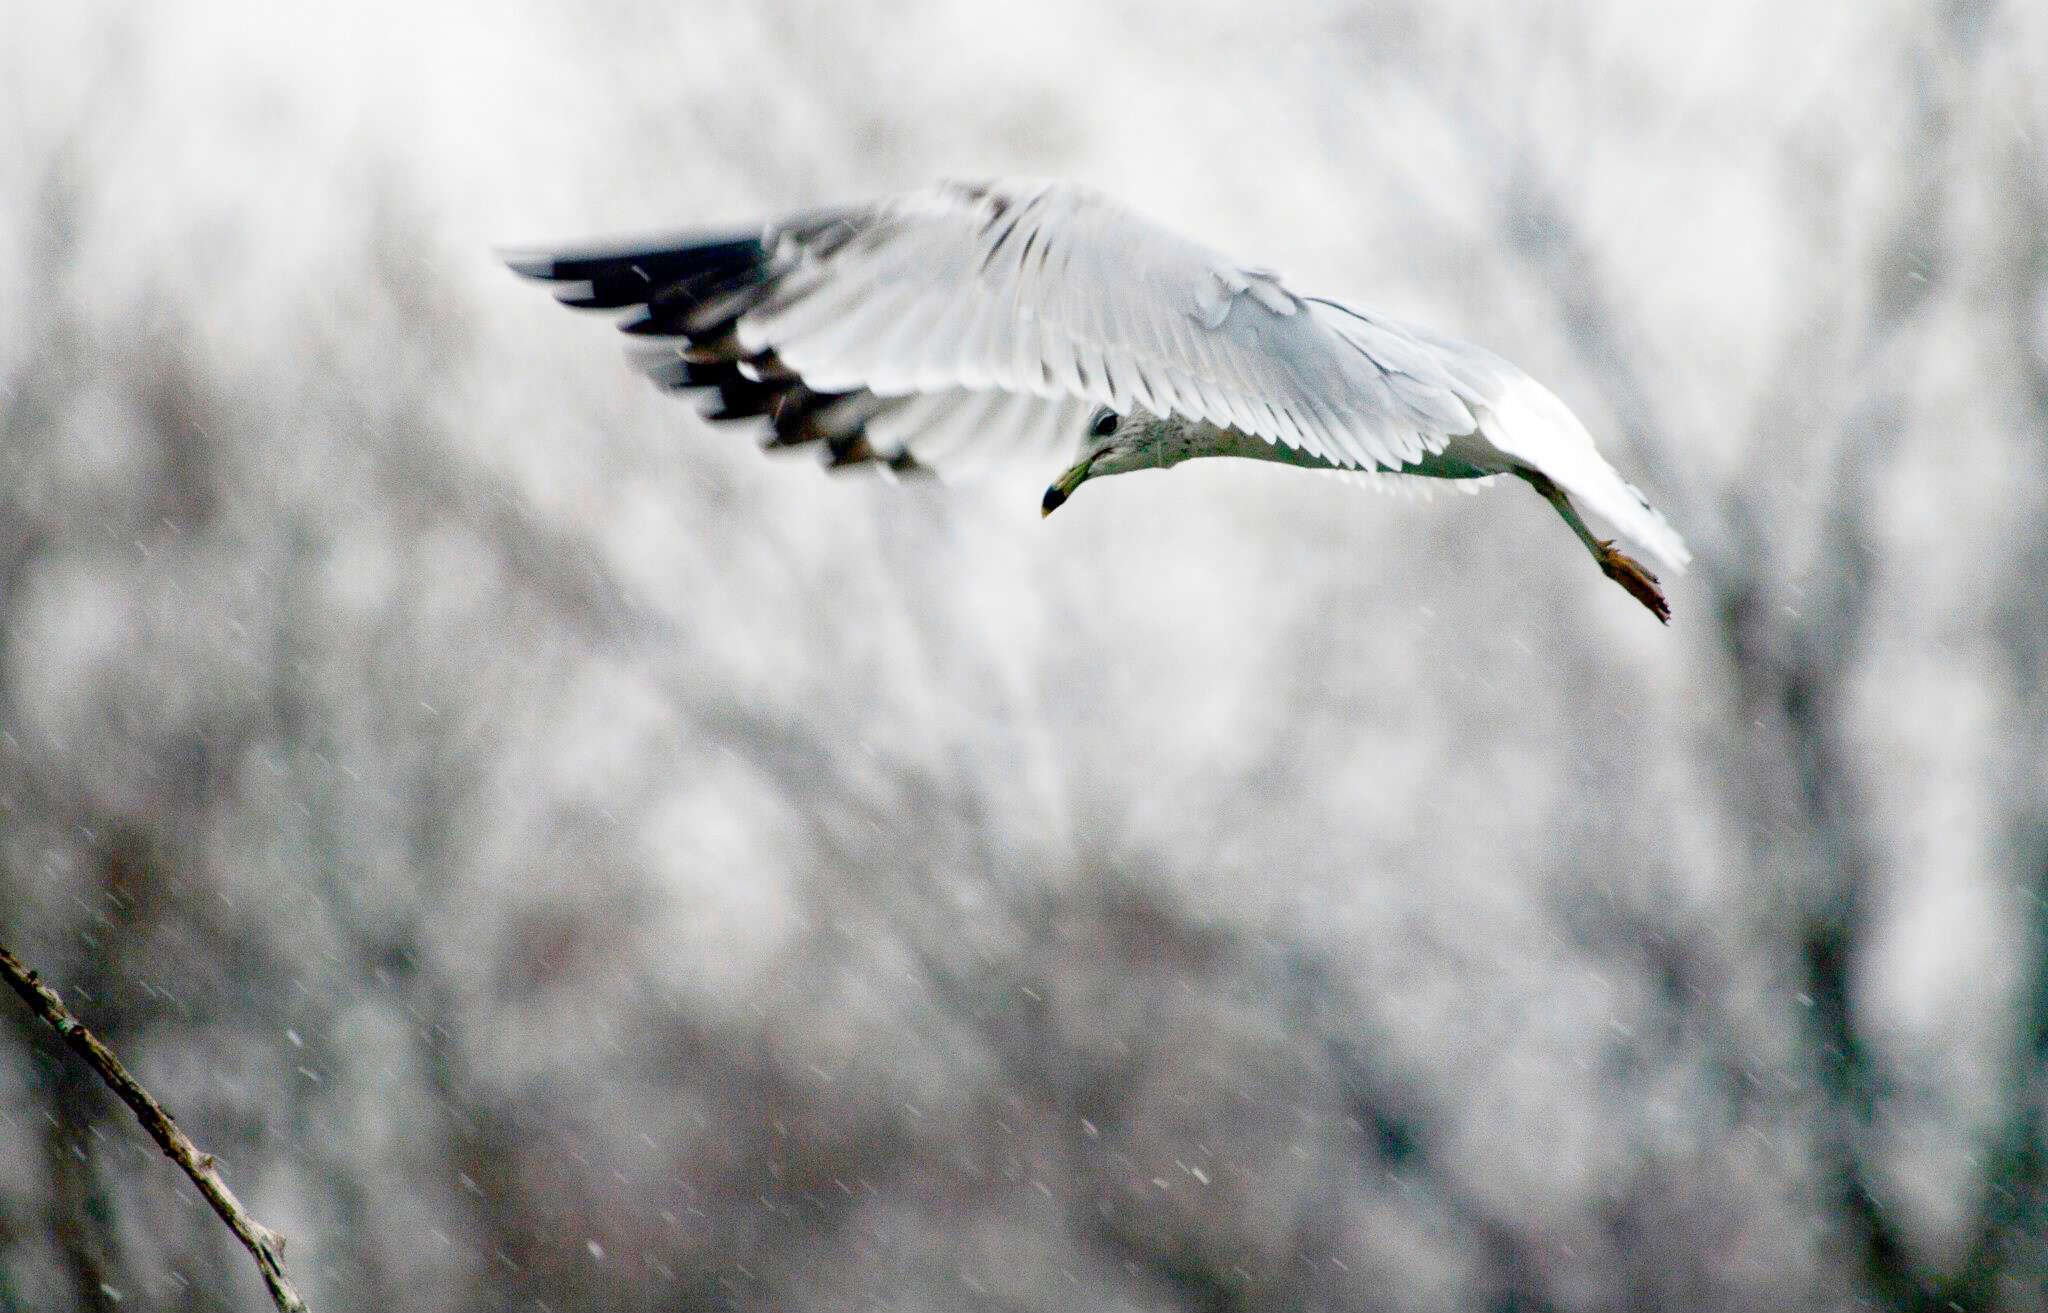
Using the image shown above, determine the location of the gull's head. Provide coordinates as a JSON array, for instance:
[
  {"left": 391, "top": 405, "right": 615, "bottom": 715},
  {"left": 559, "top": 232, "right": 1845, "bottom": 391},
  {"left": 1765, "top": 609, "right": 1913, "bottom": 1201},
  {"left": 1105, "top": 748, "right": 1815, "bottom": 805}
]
[{"left": 1042, "top": 408, "right": 1185, "bottom": 515}]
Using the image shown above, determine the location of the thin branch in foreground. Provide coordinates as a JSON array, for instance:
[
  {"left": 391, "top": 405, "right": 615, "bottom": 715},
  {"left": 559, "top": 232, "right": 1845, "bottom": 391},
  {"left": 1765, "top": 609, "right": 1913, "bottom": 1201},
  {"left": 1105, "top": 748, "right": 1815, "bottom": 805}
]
[{"left": 1, "top": 940, "right": 310, "bottom": 1313}]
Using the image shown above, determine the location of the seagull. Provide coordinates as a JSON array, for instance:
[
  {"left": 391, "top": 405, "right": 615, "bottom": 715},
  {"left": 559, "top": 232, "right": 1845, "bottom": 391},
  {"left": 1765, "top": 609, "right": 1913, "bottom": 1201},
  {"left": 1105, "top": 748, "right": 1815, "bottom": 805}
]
[{"left": 505, "top": 179, "right": 1688, "bottom": 620}]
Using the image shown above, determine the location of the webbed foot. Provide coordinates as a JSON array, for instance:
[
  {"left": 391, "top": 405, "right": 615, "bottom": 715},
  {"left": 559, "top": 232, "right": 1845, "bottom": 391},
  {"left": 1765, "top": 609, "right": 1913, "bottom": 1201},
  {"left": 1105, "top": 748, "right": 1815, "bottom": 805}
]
[{"left": 1595, "top": 540, "right": 1670, "bottom": 624}]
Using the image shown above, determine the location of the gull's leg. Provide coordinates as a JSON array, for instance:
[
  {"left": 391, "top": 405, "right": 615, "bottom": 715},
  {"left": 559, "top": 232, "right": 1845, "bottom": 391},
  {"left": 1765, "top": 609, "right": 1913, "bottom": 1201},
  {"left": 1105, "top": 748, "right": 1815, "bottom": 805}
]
[{"left": 1516, "top": 470, "right": 1671, "bottom": 624}]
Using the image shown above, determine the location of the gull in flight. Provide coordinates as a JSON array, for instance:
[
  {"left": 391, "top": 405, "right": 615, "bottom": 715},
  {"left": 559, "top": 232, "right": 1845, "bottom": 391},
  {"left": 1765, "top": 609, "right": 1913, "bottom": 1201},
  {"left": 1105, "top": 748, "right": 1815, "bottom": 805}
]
[{"left": 505, "top": 180, "right": 1688, "bottom": 620}]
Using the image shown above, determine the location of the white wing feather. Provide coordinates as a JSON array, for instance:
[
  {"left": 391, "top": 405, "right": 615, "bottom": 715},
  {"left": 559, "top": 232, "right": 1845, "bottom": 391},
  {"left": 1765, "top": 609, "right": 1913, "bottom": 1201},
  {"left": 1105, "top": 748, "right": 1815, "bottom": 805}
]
[{"left": 740, "top": 180, "right": 1478, "bottom": 478}]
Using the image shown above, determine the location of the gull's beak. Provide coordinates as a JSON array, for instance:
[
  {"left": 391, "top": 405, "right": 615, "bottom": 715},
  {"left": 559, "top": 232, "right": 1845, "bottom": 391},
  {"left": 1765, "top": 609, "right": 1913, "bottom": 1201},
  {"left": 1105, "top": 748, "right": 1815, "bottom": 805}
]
[{"left": 1042, "top": 453, "right": 1096, "bottom": 517}]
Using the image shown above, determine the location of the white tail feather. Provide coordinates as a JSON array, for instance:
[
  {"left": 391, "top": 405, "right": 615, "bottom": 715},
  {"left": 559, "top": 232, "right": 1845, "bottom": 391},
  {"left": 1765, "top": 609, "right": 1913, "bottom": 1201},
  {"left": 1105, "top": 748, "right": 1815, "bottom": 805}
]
[{"left": 1479, "top": 376, "right": 1690, "bottom": 573}]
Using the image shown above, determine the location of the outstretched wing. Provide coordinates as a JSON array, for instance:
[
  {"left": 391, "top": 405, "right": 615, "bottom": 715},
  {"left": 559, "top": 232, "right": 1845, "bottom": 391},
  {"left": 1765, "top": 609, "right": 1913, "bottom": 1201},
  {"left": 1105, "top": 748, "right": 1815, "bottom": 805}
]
[{"left": 503, "top": 179, "right": 1484, "bottom": 479}]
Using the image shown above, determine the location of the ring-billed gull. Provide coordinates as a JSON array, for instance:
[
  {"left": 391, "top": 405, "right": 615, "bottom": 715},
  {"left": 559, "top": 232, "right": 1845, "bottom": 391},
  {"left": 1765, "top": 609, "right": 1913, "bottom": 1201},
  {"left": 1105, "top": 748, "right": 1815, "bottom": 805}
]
[{"left": 506, "top": 179, "right": 1688, "bottom": 621}]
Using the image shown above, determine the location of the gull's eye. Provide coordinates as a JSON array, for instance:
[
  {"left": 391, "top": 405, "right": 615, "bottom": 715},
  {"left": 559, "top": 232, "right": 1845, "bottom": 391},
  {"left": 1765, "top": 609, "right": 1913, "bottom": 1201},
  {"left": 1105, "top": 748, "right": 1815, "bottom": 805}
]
[{"left": 1089, "top": 409, "right": 1119, "bottom": 439}]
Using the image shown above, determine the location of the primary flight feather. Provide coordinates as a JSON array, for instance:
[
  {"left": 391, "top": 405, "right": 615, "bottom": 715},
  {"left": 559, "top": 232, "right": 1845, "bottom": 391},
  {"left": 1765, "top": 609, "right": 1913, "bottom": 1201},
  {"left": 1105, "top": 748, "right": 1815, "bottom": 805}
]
[{"left": 504, "top": 178, "right": 1688, "bottom": 620}]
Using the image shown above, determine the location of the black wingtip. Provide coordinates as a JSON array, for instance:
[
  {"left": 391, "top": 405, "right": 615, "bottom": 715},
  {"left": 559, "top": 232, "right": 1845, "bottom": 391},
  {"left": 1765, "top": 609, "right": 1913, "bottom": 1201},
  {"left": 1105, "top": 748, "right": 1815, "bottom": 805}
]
[
  {"left": 618, "top": 311, "right": 677, "bottom": 336},
  {"left": 498, "top": 249, "right": 558, "bottom": 280}
]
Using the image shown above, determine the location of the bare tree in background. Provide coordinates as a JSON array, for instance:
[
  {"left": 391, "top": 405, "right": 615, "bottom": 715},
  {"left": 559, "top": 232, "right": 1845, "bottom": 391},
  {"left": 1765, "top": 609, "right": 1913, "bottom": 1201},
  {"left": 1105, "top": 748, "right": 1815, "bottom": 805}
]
[
  {"left": 4, "top": 3, "right": 2047, "bottom": 1311},
  {"left": 1453, "top": 0, "right": 2048, "bottom": 1303}
]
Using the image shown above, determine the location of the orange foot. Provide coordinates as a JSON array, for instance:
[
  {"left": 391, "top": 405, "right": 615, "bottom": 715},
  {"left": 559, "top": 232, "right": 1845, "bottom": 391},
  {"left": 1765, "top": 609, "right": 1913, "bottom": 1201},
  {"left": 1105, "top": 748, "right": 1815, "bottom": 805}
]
[{"left": 1596, "top": 540, "right": 1670, "bottom": 624}]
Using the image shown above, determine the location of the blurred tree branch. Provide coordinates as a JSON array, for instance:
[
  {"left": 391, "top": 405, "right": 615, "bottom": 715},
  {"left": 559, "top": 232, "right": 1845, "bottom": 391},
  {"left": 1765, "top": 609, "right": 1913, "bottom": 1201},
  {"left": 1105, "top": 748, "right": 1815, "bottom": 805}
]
[
  {"left": 0, "top": 943, "right": 310, "bottom": 1313},
  {"left": 1479, "top": 3, "right": 2038, "bottom": 1307}
]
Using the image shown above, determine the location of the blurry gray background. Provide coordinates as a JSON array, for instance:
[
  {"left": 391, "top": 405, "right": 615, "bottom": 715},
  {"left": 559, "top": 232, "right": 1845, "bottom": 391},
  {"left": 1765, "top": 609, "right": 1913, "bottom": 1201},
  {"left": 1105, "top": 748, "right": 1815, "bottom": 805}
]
[{"left": 4, "top": 2, "right": 2045, "bottom": 1309}]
